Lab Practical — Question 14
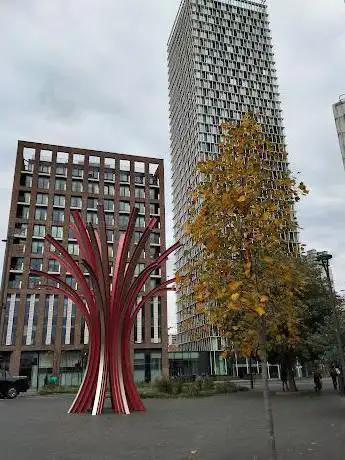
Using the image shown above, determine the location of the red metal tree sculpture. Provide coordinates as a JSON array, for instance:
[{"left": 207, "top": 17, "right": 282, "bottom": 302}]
[{"left": 31, "top": 205, "right": 179, "bottom": 415}]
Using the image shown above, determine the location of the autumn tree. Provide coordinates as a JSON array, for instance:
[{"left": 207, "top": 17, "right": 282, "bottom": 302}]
[
  {"left": 271, "top": 259, "right": 345, "bottom": 378},
  {"left": 180, "top": 114, "right": 308, "bottom": 459}
]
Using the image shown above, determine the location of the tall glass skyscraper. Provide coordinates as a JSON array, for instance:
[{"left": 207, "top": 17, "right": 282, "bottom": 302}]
[{"left": 168, "top": 0, "right": 294, "bottom": 369}]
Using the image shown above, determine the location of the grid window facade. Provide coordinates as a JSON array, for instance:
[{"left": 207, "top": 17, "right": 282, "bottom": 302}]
[
  {"left": 0, "top": 142, "right": 168, "bottom": 381},
  {"left": 168, "top": 0, "right": 295, "bottom": 352}
]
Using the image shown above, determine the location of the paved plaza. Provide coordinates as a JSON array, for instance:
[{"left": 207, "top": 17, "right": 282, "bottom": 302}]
[{"left": 1, "top": 380, "right": 345, "bottom": 460}]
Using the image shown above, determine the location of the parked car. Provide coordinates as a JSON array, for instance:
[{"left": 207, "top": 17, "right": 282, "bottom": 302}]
[{"left": 0, "top": 370, "right": 30, "bottom": 399}]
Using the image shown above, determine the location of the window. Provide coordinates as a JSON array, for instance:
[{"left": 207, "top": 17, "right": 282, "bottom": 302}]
[
  {"left": 150, "top": 247, "right": 160, "bottom": 259},
  {"left": 134, "top": 231, "right": 142, "bottom": 242},
  {"left": 87, "top": 212, "right": 98, "bottom": 225},
  {"left": 65, "top": 276, "right": 77, "bottom": 289},
  {"left": 18, "top": 191, "right": 30, "bottom": 203},
  {"left": 28, "top": 275, "right": 40, "bottom": 288},
  {"left": 35, "top": 207, "right": 47, "bottom": 221},
  {"left": 87, "top": 198, "right": 98, "bottom": 209},
  {"left": 108, "top": 246, "right": 114, "bottom": 258},
  {"left": 104, "top": 184, "right": 115, "bottom": 196},
  {"left": 135, "top": 203, "right": 145, "bottom": 214},
  {"left": 135, "top": 174, "right": 145, "bottom": 184},
  {"left": 24, "top": 175, "right": 33, "bottom": 188},
  {"left": 88, "top": 168, "right": 99, "bottom": 180},
  {"left": 38, "top": 177, "right": 49, "bottom": 189},
  {"left": 150, "top": 189, "right": 159, "bottom": 200},
  {"left": 10, "top": 257, "right": 24, "bottom": 271},
  {"left": 1, "top": 294, "right": 20, "bottom": 345},
  {"left": 72, "top": 181, "right": 83, "bottom": 192},
  {"left": 107, "top": 230, "right": 114, "bottom": 242},
  {"left": 18, "top": 205, "right": 29, "bottom": 219},
  {"left": 120, "top": 172, "right": 129, "bottom": 182},
  {"left": 14, "top": 223, "right": 27, "bottom": 237},
  {"left": 68, "top": 228, "right": 76, "bottom": 240},
  {"left": 33, "top": 225, "right": 46, "bottom": 237},
  {"left": 104, "top": 199, "right": 114, "bottom": 211},
  {"left": 30, "top": 259, "right": 43, "bottom": 270},
  {"left": 119, "top": 214, "right": 129, "bottom": 228},
  {"left": 43, "top": 295, "right": 58, "bottom": 345},
  {"left": 32, "top": 241, "right": 44, "bottom": 254},
  {"left": 56, "top": 165, "right": 67, "bottom": 176},
  {"left": 150, "top": 204, "right": 159, "bottom": 215},
  {"left": 53, "top": 210, "right": 64, "bottom": 223},
  {"left": 135, "top": 216, "right": 145, "bottom": 228},
  {"left": 68, "top": 243, "right": 79, "bottom": 256},
  {"left": 88, "top": 182, "right": 99, "bottom": 194},
  {"left": 62, "top": 298, "right": 77, "bottom": 345},
  {"left": 135, "top": 187, "right": 145, "bottom": 199},
  {"left": 48, "top": 260, "right": 60, "bottom": 273},
  {"left": 120, "top": 186, "right": 130, "bottom": 197},
  {"left": 135, "top": 263, "right": 145, "bottom": 276},
  {"left": 150, "top": 298, "right": 162, "bottom": 343},
  {"left": 150, "top": 233, "right": 160, "bottom": 244},
  {"left": 149, "top": 176, "right": 159, "bottom": 186},
  {"left": 104, "top": 170, "right": 115, "bottom": 181},
  {"left": 36, "top": 193, "right": 48, "bottom": 205},
  {"left": 39, "top": 164, "right": 51, "bottom": 174},
  {"left": 119, "top": 201, "right": 130, "bottom": 212},
  {"left": 55, "top": 179, "right": 66, "bottom": 191},
  {"left": 71, "top": 196, "right": 82, "bottom": 208},
  {"left": 105, "top": 214, "right": 114, "bottom": 226},
  {"left": 51, "top": 226, "right": 63, "bottom": 239},
  {"left": 8, "top": 274, "right": 22, "bottom": 289},
  {"left": 72, "top": 168, "right": 83, "bottom": 178},
  {"left": 54, "top": 195, "right": 66, "bottom": 207}
]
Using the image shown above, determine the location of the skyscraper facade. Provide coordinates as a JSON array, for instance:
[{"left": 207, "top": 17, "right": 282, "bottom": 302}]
[
  {"left": 0, "top": 141, "right": 167, "bottom": 387},
  {"left": 168, "top": 0, "right": 294, "bottom": 371},
  {"left": 333, "top": 96, "right": 345, "bottom": 169}
]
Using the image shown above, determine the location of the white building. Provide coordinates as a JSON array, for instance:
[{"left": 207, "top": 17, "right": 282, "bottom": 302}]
[
  {"left": 333, "top": 96, "right": 345, "bottom": 169},
  {"left": 168, "top": 0, "right": 295, "bottom": 373}
]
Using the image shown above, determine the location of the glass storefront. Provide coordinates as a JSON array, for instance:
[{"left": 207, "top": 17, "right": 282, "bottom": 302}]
[
  {"left": 134, "top": 350, "right": 162, "bottom": 383},
  {"left": 19, "top": 351, "right": 53, "bottom": 390}
]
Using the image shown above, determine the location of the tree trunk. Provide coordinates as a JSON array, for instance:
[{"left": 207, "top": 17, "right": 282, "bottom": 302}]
[
  {"left": 259, "top": 329, "right": 278, "bottom": 460},
  {"left": 286, "top": 351, "right": 298, "bottom": 392}
]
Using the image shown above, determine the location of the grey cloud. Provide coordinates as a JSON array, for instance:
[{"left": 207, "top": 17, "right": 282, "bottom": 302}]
[{"left": 0, "top": 0, "right": 345, "bottom": 329}]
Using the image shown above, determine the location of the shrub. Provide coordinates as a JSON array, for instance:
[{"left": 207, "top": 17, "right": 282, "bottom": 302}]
[
  {"left": 171, "top": 378, "right": 183, "bottom": 395},
  {"left": 195, "top": 378, "right": 203, "bottom": 391},
  {"left": 201, "top": 377, "right": 215, "bottom": 391},
  {"left": 184, "top": 382, "right": 200, "bottom": 398},
  {"left": 153, "top": 376, "right": 173, "bottom": 394},
  {"left": 214, "top": 382, "right": 237, "bottom": 394}
]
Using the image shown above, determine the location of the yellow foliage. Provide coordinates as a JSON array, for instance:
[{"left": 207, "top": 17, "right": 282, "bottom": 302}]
[
  {"left": 256, "top": 306, "right": 266, "bottom": 316},
  {"left": 229, "top": 281, "right": 242, "bottom": 291},
  {"left": 262, "top": 256, "right": 273, "bottom": 265},
  {"left": 182, "top": 113, "right": 308, "bottom": 356}
]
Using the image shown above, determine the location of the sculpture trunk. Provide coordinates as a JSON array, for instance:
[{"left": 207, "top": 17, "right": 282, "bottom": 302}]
[{"left": 32, "top": 205, "right": 179, "bottom": 416}]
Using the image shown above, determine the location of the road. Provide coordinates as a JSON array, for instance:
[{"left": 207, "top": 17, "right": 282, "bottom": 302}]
[{"left": 0, "top": 380, "right": 344, "bottom": 460}]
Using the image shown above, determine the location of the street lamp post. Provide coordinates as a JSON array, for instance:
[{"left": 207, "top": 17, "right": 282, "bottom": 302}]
[{"left": 317, "top": 251, "right": 345, "bottom": 395}]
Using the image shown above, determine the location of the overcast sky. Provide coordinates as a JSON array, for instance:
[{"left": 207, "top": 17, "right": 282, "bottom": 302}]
[{"left": 0, "top": 0, "right": 345, "bottom": 329}]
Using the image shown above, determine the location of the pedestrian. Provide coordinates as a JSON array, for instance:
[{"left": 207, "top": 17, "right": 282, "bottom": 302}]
[
  {"left": 313, "top": 368, "right": 322, "bottom": 392},
  {"left": 329, "top": 364, "right": 338, "bottom": 390},
  {"left": 280, "top": 366, "right": 288, "bottom": 392}
]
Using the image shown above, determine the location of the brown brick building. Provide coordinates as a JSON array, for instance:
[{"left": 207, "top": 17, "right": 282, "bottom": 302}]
[{"left": 0, "top": 141, "right": 168, "bottom": 389}]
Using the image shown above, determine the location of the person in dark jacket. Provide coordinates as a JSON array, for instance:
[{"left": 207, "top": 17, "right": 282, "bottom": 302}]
[{"left": 314, "top": 369, "right": 322, "bottom": 392}]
